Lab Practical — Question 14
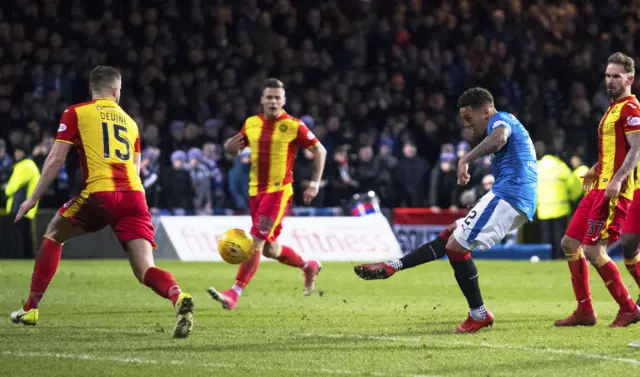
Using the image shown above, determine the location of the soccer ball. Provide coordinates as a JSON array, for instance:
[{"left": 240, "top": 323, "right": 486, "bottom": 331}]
[{"left": 217, "top": 228, "right": 255, "bottom": 264}]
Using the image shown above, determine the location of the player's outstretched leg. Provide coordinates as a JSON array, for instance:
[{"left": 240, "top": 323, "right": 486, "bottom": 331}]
[
  {"left": 264, "top": 242, "right": 321, "bottom": 296},
  {"left": 208, "top": 236, "right": 263, "bottom": 310},
  {"left": 555, "top": 237, "right": 597, "bottom": 327},
  {"left": 11, "top": 213, "right": 85, "bottom": 326},
  {"left": 10, "top": 237, "right": 62, "bottom": 326},
  {"left": 354, "top": 227, "right": 453, "bottom": 280},
  {"left": 445, "top": 237, "right": 494, "bottom": 334},
  {"left": 127, "top": 239, "right": 193, "bottom": 338},
  {"left": 208, "top": 250, "right": 260, "bottom": 310}
]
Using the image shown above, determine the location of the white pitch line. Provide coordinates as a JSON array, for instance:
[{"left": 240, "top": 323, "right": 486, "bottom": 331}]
[
  {"left": 0, "top": 350, "right": 440, "bottom": 377},
  {"left": 309, "top": 333, "right": 640, "bottom": 366}
]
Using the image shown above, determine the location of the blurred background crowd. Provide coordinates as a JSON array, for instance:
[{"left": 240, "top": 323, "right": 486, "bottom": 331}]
[{"left": 0, "top": 0, "right": 632, "bottom": 219}]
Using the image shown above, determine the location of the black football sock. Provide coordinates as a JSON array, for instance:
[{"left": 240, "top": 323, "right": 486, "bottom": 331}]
[
  {"left": 448, "top": 254, "right": 485, "bottom": 317},
  {"left": 396, "top": 237, "right": 447, "bottom": 270}
]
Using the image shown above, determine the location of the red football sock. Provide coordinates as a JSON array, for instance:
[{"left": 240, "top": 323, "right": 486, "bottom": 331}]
[
  {"left": 276, "top": 245, "right": 305, "bottom": 268},
  {"left": 624, "top": 257, "right": 640, "bottom": 289},
  {"left": 235, "top": 249, "right": 261, "bottom": 289},
  {"left": 24, "top": 238, "right": 63, "bottom": 311},
  {"left": 567, "top": 256, "right": 594, "bottom": 314},
  {"left": 597, "top": 260, "right": 636, "bottom": 312},
  {"left": 143, "top": 267, "right": 182, "bottom": 305}
]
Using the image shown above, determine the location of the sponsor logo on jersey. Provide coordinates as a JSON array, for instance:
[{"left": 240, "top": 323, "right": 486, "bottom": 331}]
[
  {"left": 58, "top": 124, "right": 67, "bottom": 132},
  {"left": 307, "top": 131, "right": 316, "bottom": 140},
  {"left": 491, "top": 120, "right": 508, "bottom": 130},
  {"left": 627, "top": 116, "right": 640, "bottom": 126}
]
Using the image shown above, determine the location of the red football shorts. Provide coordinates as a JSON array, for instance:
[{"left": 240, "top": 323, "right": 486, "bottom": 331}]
[
  {"left": 249, "top": 184, "right": 293, "bottom": 243},
  {"left": 565, "top": 189, "right": 631, "bottom": 246},
  {"left": 59, "top": 190, "right": 156, "bottom": 249},
  {"left": 622, "top": 190, "right": 640, "bottom": 234}
]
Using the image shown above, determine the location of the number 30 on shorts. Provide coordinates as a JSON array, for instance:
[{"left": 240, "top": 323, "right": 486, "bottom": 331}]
[{"left": 587, "top": 220, "right": 605, "bottom": 237}]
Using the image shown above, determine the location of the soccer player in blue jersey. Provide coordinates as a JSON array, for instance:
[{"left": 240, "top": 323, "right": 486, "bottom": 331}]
[{"left": 355, "top": 87, "right": 538, "bottom": 333}]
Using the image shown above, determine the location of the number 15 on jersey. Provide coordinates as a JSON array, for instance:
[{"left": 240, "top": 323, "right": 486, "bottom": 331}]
[{"left": 101, "top": 122, "right": 131, "bottom": 161}]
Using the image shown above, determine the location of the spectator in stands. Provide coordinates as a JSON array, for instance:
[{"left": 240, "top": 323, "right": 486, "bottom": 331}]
[
  {"left": 140, "top": 147, "right": 161, "bottom": 212},
  {"left": 325, "top": 145, "right": 358, "bottom": 207},
  {"left": 1, "top": 0, "right": 629, "bottom": 216},
  {"left": 570, "top": 154, "right": 589, "bottom": 195},
  {"left": 4, "top": 145, "right": 39, "bottom": 258},
  {"left": 428, "top": 146, "right": 459, "bottom": 212},
  {"left": 162, "top": 150, "right": 194, "bottom": 215},
  {"left": 535, "top": 141, "right": 582, "bottom": 259},
  {"left": 0, "top": 139, "right": 12, "bottom": 208},
  {"left": 187, "top": 147, "right": 212, "bottom": 215},
  {"left": 354, "top": 145, "right": 379, "bottom": 194},
  {"left": 228, "top": 148, "right": 251, "bottom": 214},
  {"left": 395, "top": 141, "right": 428, "bottom": 208},
  {"left": 201, "top": 143, "right": 226, "bottom": 209},
  {"left": 375, "top": 138, "right": 397, "bottom": 207}
]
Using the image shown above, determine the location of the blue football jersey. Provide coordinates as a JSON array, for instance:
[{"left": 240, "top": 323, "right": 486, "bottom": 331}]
[{"left": 486, "top": 112, "right": 538, "bottom": 220}]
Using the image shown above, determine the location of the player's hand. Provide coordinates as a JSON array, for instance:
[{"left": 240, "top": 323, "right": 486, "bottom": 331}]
[
  {"left": 430, "top": 206, "right": 441, "bottom": 213},
  {"left": 457, "top": 158, "right": 471, "bottom": 185},
  {"left": 303, "top": 186, "right": 319, "bottom": 205},
  {"left": 223, "top": 133, "right": 246, "bottom": 154},
  {"left": 604, "top": 179, "right": 622, "bottom": 198},
  {"left": 14, "top": 197, "right": 37, "bottom": 223},
  {"left": 581, "top": 167, "right": 597, "bottom": 192}
]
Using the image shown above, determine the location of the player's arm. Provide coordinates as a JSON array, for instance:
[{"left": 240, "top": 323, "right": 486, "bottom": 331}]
[
  {"left": 30, "top": 107, "right": 78, "bottom": 201},
  {"left": 461, "top": 127, "right": 509, "bottom": 163},
  {"left": 296, "top": 122, "right": 327, "bottom": 204},
  {"left": 611, "top": 105, "right": 640, "bottom": 185},
  {"left": 133, "top": 134, "right": 141, "bottom": 175},
  {"left": 29, "top": 141, "right": 72, "bottom": 202},
  {"left": 307, "top": 143, "right": 327, "bottom": 188},
  {"left": 612, "top": 133, "right": 640, "bottom": 183},
  {"left": 133, "top": 153, "right": 141, "bottom": 175},
  {"left": 13, "top": 107, "right": 77, "bottom": 222},
  {"left": 224, "top": 124, "right": 248, "bottom": 156}
]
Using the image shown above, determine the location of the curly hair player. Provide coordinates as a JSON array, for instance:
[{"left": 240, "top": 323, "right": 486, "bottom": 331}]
[{"left": 355, "top": 87, "right": 538, "bottom": 334}]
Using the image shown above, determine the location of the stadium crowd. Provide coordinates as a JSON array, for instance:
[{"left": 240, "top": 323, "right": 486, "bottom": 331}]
[{"left": 0, "top": 0, "right": 636, "bottom": 214}]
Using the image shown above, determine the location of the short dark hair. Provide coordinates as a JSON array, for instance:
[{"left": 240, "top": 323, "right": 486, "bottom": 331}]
[
  {"left": 262, "top": 78, "right": 284, "bottom": 91},
  {"left": 89, "top": 66, "right": 121, "bottom": 95},
  {"left": 608, "top": 52, "right": 635, "bottom": 74},
  {"left": 457, "top": 87, "right": 494, "bottom": 108}
]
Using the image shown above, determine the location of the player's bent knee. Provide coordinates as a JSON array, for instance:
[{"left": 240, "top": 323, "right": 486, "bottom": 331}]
[
  {"left": 45, "top": 213, "right": 85, "bottom": 244},
  {"left": 621, "top": 234, "right": 640, "bottom": 259},
  {"left": 561, "top": 236, "right": 581, "bottom": 256},
  {"left": 582, "top": 245, "right": 607, "bottom": 266},
  {"left": 445, "top": 236, "right": 468, "bottom": 254},
  {"left": 262, "top": 242, "right": 281, "bottom": 258}
]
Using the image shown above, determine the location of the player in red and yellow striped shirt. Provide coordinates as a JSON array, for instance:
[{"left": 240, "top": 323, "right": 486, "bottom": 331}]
[
  {"left": 208, "top": 78, "right": 327, "bottom": 310},
  {"left": 558, "top": 52, "right": 640, "bottom": 328},
  {"left": 10, "top": 66, "right": 194, "bottom": 338}
]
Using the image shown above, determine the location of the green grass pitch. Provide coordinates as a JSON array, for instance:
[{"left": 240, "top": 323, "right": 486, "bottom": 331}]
[{"left": 2, "top": 260, "right": 640, "bottom": 377}]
